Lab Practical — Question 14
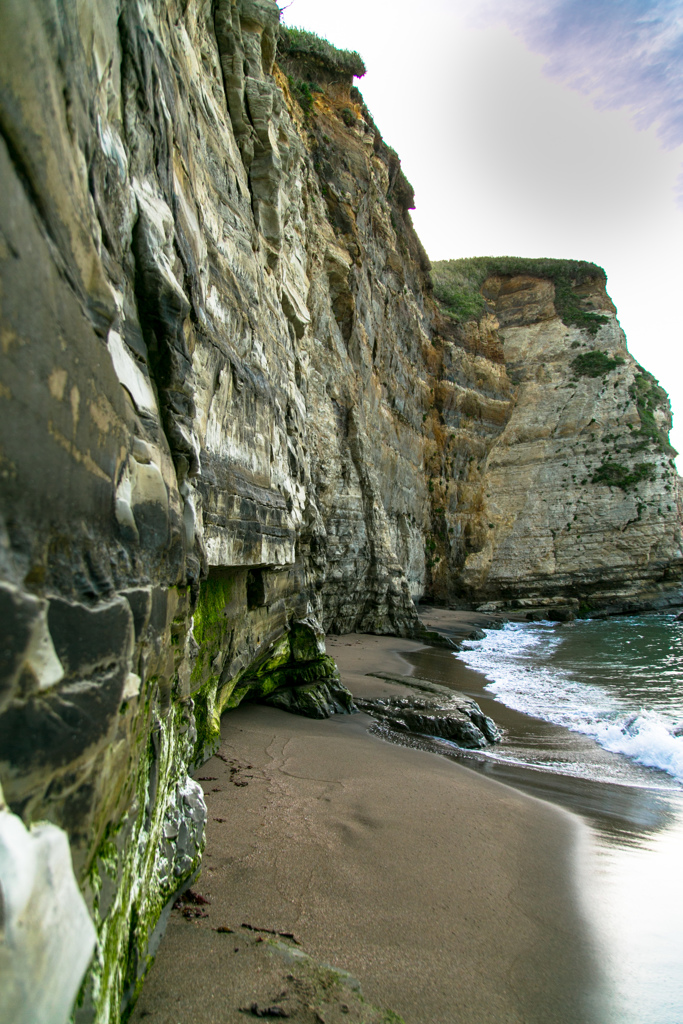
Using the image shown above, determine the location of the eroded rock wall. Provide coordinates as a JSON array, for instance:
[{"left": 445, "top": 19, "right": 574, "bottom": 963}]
[
  {"left": 0, "top": 1, "right": 431, "bottom": 1018},
  {"left": 0, "top": 2, "right": 681, "bottom": 1021},
  {"left": 425, "top": 270, "right": 683, "bottom": 615}
]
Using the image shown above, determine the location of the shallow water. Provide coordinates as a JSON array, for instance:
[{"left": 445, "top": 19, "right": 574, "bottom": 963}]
[
  {"left": 405, "top": 612, "right": 683, "bottom": 1024},
  {"left": 457, "top": 614, "right": 683, "bottom": 784}
]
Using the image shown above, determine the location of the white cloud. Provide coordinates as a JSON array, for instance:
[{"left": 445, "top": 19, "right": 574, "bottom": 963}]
[{"left": 472, "top": 0, "right": 683, "bottom": 150}]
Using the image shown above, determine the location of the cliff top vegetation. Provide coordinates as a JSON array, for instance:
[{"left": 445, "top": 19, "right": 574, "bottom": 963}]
[
  {"left": 278, "top": 25, "right": 366, "bottom": 78},
  {"left": 431, "top": 256, "right": 609, "bottom": 334}
]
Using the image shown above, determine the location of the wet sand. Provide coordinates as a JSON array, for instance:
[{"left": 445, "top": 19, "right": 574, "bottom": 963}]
[
  {"left": 131, "top": 628, "right": 609, "bottom": 1024},
  {"left": 403, "top": 637, "right": 683, "bottom": 836}
]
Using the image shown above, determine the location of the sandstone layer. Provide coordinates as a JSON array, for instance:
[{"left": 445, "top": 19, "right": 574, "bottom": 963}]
[
  {"left": 0, "top": 3, "right": 680, "bottom": 1022},
  {"left": 428, "top": 259, "right": 683, "bottom": 616}
]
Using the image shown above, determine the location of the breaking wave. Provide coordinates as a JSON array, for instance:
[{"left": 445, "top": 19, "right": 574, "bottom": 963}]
[{"left": 457, "top": 620, "right": 683, "bottom": 784}]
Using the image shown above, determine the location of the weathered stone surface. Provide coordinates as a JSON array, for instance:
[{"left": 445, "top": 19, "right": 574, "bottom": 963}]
[
  {"left": 0, "top": 583, "right": 64, "bottom": 714},
  {"left": 356, "top": 674, "right": 501, "bottom": 749},
  {"left": 0, "top": 784, "right": 96, "bottom": 1024},
  {"left": 46, "top": 597, "right": 133, "bottom": 678},
  {"left": 262, "top": 676, "right": 357, "bottom": 718},
  {"left": 425, "top": 269, "right": 683, "bottom": 614},
  {"left": 0, "top": 3, "right": 680, "bottom": 1021}
]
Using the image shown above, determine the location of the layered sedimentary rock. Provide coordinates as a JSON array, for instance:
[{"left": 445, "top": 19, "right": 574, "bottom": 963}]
[
  {"left": 427, "top": 260, "right": 683, "bottom": 615},
  {"left": 356, "top": 674, "right": 502, "bottom": 749},
  {"left": 0, "top": 1, "right": 680, "bottom": 1021},
  {"left": 0, "top": 3, "right": 429, "bottom": 1018}
]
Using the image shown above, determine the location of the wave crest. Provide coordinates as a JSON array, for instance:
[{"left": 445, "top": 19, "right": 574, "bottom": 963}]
[{"left": 457, "top": 621, "right": 683, "bottom": 784}]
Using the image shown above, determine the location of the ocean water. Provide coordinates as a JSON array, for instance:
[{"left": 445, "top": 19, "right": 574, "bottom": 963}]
[
  {"left": 457, "top": 613, "right": 683, "bottom": 786},
  {"left": 406, "top": 612, "right": 683, "bottom": 1024}
]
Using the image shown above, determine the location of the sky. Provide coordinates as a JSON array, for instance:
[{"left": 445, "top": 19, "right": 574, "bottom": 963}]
[{"left": 279, "top": 0, "right": 683, "bottom": 464}]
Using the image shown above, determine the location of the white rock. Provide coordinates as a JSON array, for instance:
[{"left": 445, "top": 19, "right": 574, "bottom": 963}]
[
  {"left": 106, "top": 330, "right": 158, "bottom": 417},
  {"left": 0, "top": 789, "right": 96, "bottom": 1024}
]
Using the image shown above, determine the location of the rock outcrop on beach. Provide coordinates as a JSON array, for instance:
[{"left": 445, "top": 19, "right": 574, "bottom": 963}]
[
  {"left": 355, "top": 674, "right": 502, "bottom": 748},
  {"left": 0, "top": 1, "right": 681, "bottom": 1020}
]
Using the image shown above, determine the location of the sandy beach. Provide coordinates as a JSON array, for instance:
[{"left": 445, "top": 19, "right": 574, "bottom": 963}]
[{"left": 130, "top": 629, "right": 608, "bottom": 1024}]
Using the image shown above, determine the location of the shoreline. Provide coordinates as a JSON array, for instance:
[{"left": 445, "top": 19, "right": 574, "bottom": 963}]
[{"left": 131, "top": 626, "right": 609, "bottom": 1024}]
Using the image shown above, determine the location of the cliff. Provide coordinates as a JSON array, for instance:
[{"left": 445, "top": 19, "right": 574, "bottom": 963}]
[
  {"left": 0, "top": 2, "right": 681, "bottom": 1021},
  {"left": 428, "top": 257, "right": 683, "bottom": 616}
]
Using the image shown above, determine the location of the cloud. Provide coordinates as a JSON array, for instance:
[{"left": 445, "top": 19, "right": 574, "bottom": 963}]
[{"left": 473, "top": 0, "right": 683, "bottom": 150}]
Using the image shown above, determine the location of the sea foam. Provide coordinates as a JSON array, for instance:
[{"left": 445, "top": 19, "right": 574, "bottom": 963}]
[{"left": 457, "top": 621, "right": 683, "bottom": 784}]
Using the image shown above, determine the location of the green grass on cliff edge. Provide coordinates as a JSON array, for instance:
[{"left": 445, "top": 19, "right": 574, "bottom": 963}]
[
  {"left": 278, "top": 25, "right": 366, "bottom": 78},
  {"left": 431, "top": 256, "right": 610, "bottom": 334}
]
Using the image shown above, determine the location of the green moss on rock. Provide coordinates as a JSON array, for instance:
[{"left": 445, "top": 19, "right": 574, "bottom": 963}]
[
  {"left": 83, "top": 700, "right": 205, "bottom": 1023},
  {"left": 189, "top": 579, "right": 356, "bottom": 746},
  {"left": 238, "top": 634, "right": 356, "bottom": 718},
  {"left": 591, "top": 461, "right": 657, "bottom": 490},
  {"left": 572, "top": 350, "right": 624, "bottom": 378},
  {"left": 192, "top": 574, "right": 234, "bottom": 654},
  {"left": 263, "top": 675, "right": 357, "bottom": 718},
  {"left": 189, "top": 676, "right": 221, "bottom": 767}
]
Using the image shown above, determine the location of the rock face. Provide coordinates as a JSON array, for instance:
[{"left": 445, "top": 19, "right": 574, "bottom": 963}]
[
  {"left": 356, "top": 675, "right": 502, "bottom": 749},
  {"left": 0, "top": 3, "right": 680, "bottom": 1021},
  {"left": 428, "top": 259, "right": 683, "bottom": 615},
  {"left": 0, "top": 784, "right": 97, "bottom": 1024}
]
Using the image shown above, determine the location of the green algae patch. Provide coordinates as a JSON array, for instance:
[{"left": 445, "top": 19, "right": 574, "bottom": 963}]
[
  {"left": 189, "top": 676, "right": 221, "bottom": 767},
  {"left": 249, "top": 632, "right": 292, "bottom": 679},
  {"left": 233, "top": 628, "right": 350, "bottom": 712},
  {"left": 82, "top": 699, "right": 206, "bottom": 1024},
  {"left": 189, "top": 602, "right": 355, "bottom": 731},
  {"left": 192, "top": 574, "right": 234, "bottom": 646},
  {"left": 264, "top": 675, "right": 356, "bottom": 717},
  {"left": 243, "top": 651, "right": 339, "bottom": 698},
  {"left": 290, "top": 619, "right": 325, "bottom": 661},
  {"left": 191, "top": 574, "right": 237, "bottom": 688}
]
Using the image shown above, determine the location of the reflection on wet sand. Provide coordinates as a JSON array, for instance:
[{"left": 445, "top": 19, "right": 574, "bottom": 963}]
[
  {"left": 402, "top": 643, "right": 683, "bottom": 1024},
  {"left": 405, "top": 646, "right": 682, "bottom": 844}
]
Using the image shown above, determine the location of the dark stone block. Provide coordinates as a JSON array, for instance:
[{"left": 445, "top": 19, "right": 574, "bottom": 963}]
[
  {"left": 0, "top": 583, "right": 40, "bottom": 697},
  {"left": 47, "top": 597, "right": 133, "bottom": 677},
  {"left": 401, "top": 709, "right": 487, "bottom": 748},
  {"left": 51, "top": 779, "right": 97, "bottom": 849},
  {"left": 547, "top": 607, "right": 575, "bottom": 622},
  {"left": 246, "top": 568, "right": 265, "bottom": 609},
  {"left": 134, "top": 500, "right": 170, "bottom": 550},
  {"left": 290, "top": 618, "right": 325, "bottom": 662},
  {"left": 122, "top": 319, "right": 149, "bottom": 364},
  {"left": 150, "top": 588, "right": 169, "bottom": 634},
  {"left": 261, "top": 675, "right": 357, "bottom": 718},
  {"left": 0, "top": 664, "right": 127, "bottom": 770},
  {"left": 355, "top": 680, "right": 502, "bottom": 749},
  {"left": 122, "top": 588, "right": 152, "bottom": 640}
]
